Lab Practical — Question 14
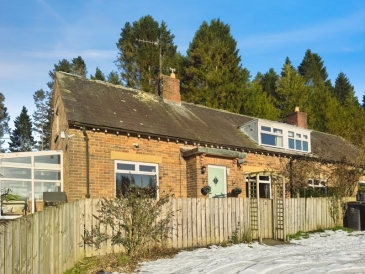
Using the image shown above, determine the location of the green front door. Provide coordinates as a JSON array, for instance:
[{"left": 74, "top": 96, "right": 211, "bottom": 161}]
[{"left": 208, "top": 165, "right": 226, "bottom": 198}]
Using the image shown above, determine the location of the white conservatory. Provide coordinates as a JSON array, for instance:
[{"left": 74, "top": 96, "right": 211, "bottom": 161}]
[{"left": 0, "top": 150, "right": 63, "bottom": 218}]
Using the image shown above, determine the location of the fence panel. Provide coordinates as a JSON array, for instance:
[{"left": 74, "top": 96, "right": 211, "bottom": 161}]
[
  {"left": 20, "top": 217, "right": 27, "bottom": 274},
  {"left": 0, "top": 196, "right": 353, "bottom": 272}
]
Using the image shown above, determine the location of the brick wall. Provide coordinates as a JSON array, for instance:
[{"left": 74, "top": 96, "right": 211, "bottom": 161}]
[
  {"left": 52, "top": 80, "right": 293, "bottom": 201},
  {"left": 52, "top": 130, "right": 289, "bottom": 201}
]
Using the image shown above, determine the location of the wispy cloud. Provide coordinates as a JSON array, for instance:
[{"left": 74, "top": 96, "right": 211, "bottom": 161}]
[
  {"left": 35, "top": 0, "right": 66, "bottom": 24},
  {"left": 24, "top": 49, "right": 116, "bottom": 60},
  {"left": 239, "top": 9, "right": 365, "bottom": 52}
]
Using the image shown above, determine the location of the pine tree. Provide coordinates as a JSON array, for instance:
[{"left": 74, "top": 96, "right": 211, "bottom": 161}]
[
  {"left": 33, "top": 89, "right": 52, "bottom": 150},
  {"left": 107, "top": 71, "right": 122, "bottom": 85},
  {"left": 8, "top": 106, "right": 35, "bottom": 152},
  {"left": 306, "top": 86, "right": 335, "bottom": 133},
  {"left": 181, "top": 18, "right": 246, "bottom": 113},
  {"left": 71, "top": 56, "right": 87, "bottom": 77},
  {"left": 298, "top": 49, "right": 332, "bottom": 89},
  {"left": 282, "top": 57, "right": 295, "bottom": 76},
  {"left": 333, "top": 72, "right": 355, "bottom": 105},
  {"left": 259, "top": 68, "right": 279, "bottom": 108},
  {"left": 241, "top": 75, "right": 280, "bottom": 120},
  {"left": 47, "top": 59, "right": 73, "bottom": 90},
  {"left": 116, "top": 15, "right": 178, "bottom": 93},
  {"left": 90, "top": 67, "right": 106, "bottom": 81},
  {"left": 48, "top": 57, "right": 87, "bottom": 90},
  {"left": 0, "top": 93, "right": 10, "bottom": 152},
  {"left": 276, "top": 62, "right": 309, "bottom": 119}
]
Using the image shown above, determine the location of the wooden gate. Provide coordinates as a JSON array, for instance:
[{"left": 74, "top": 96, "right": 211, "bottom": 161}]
[{"left": 246, "top": 171, "right": 286, "bottom": 242}]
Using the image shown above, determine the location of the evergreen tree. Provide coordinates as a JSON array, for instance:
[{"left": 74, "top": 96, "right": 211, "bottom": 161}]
[
  {"left": 306, "top": 85, "right": 335, "bottom": 133},
  {"left": 0, "top": 93, "right": 10, "bottom": 152},
  {"left": 47, "top": 59, "right": 73, "bottom": 90},
  {"left": 181, "top": 18, "right": 245, "bottom": 112},
  {"left": 362, "top": 93, "right": 365, "bottom": 109},
  {"left": 298, "top": 49, "right": 332, "bottom": 89},
  {"left": 276, "top": 63, "right": 309, "bottom": 119},
  {"left": 241, "top": 75, "right": 280, "bottom": 120},
  {"left": 48, "top": 57, "right": 87, "bottom": 90},
  {"left": 259, "top": 68, "right": 279, "bottom": 108},
  {"left": 71, "top": 56, "right": 87, "bottom": 77},
  {"left": 107, "top": 71, "right": 122, "bottom": 85},
  {"left": 333, "top": 72, "right": 354, "bottom": 105},
  {"left": 116, "top": 15, "right": 178, "bottom": 93},
  {"left": 90, "top": 67, "right": 106, "bottom": 81},
  {"left": 325, "top": 94, "right": 364, "bottom": 146},
  {"left": 33, "top": 89, "right": 52, "bottom": 150},
  {"left": 281, "top": 57, "right": 295, "bottom": 76},
  {"left": 8, "top": 106, "right": 35, "bottom": 152}
]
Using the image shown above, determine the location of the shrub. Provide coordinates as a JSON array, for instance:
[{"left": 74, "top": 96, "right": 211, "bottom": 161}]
[
  {"left": 0, "top": 188, "right": 20, "bottom": 230},
  {"left": 83, "top": 185, "right": 174, "bottom": 256},
  {"left": 230, "top": 222, "right": 252, "bottom": 244}
]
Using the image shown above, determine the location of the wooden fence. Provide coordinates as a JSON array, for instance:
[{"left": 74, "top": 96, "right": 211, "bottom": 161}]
[
  {"left": 0, "top": 201, "right": 84, "bottom": 274},
  {"left": 0, "top": 197, "right": 353, "bottom": 273}
]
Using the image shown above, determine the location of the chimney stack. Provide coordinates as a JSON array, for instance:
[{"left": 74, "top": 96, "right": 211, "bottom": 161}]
[
  {"left": 159, "top": 71, "right": 181, "bottom": 105},
  {"left": 284, "top": 107, "right": 308, "bottom": 129}
]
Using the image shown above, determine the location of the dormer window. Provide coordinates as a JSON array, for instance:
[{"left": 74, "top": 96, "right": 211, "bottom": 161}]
[
  {"left": 260, "top": 126, "right": 283, "bottom": 147},
  {"left": 288, "top": 131, "right": 309, "bottom": 152},
  {"left": 240, "top": 119, "right": 312, "bottom": 153}
]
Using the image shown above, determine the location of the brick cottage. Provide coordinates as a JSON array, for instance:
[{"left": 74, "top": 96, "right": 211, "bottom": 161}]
[{"left": 51, "top": 71, "right": 362, "bottom": 201}]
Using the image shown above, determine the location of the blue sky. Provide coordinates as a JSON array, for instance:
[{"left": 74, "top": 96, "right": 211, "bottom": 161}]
[{"left": 1, "top": 0, "right": 364, "bottom": 132}]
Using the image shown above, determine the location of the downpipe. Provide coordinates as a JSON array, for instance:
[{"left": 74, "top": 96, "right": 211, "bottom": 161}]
[{"left": 83, "top": 127, "right": 90, "bottom": 198}]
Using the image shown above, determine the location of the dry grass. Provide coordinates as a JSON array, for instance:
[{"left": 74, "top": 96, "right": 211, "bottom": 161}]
[{"left": 64, "top": 246, "right": 180, "bottom": 274}]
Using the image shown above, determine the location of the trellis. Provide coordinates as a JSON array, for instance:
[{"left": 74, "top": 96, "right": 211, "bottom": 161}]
[{"left": 245, "top": 171, "right": 286, "bottom": 242}]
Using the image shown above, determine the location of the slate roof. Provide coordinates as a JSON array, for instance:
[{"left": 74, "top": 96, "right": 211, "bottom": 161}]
[{"left": 55, "top": 71, "right": 360, "bottom": 163}]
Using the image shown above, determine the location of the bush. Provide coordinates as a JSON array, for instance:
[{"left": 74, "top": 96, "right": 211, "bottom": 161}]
[
  {"left": 230, "top": 222, "right": 252, "bottom": 244},
  {"left": 83, "top": 185, "right": 174, "bottom": 256},
  {"left": 0, "top": 188, "right": 20, "bottom": 229}
]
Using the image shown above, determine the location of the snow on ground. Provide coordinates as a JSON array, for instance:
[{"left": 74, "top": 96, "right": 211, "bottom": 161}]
[{"left": 136, "top": 230, "right": 365, "bottom": 274}]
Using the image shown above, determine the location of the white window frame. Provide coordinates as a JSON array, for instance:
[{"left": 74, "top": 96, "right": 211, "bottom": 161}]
[
  {"left": 0, "top": 151, "right": 63, "bottom": 217},
  {"left": 114, "top": 160, "right": 159, "bottom": 198},
  {"left": 288, "top": 131, "right": 309, "bottom": 152},
  {"left": 246, "top": 174, "right": 272, "bottom": 199},
  {"left": 258, "top": 121, "right": 311, "bottom": 153},
  {"left": 260, "top": 126, "right": 284, "bottom": 148},
  {"left": 308, "top": 178, "right": 327, "bottom": 188}
]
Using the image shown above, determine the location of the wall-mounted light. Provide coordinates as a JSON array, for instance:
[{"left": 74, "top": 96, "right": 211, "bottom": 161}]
[
  {"left": 60, "top": 131, "right": 75, "bottom": 139},
  {"left": 237, "top": 158, "right": 247, "bottom": 168},
  {"left": 133, "top": 143, "right": 139, "bottom": 148},
  {"left": 201, "top": 165, "right": 206, "bottom": 174}
]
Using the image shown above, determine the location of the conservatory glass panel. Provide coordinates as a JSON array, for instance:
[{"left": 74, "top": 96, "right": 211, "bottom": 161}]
[
  {"left": 34, "top": 170, "right": 61, "bottom": 180},
  {"left": 0, "top": 157, "right": 31, "bottom": 166},
  {"left": 34, "top": 155, "right": 61, "bottom": 167},
  {"left": 34, "top": 182, "right": 62, "bottom": 200},
  {"left": 1, "top": 167, "right": 31, "bottom": 179}
]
